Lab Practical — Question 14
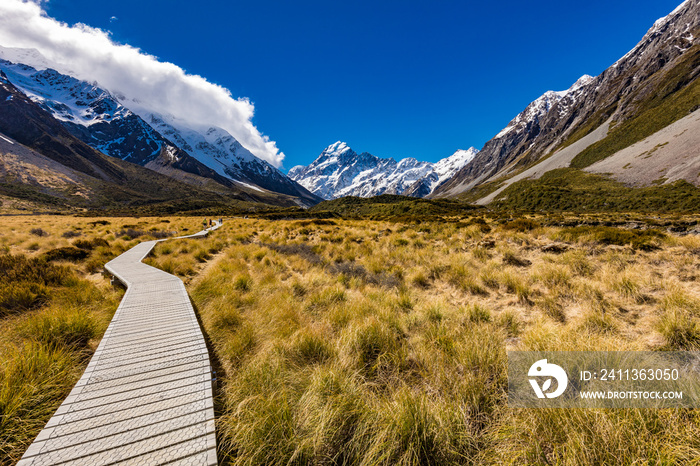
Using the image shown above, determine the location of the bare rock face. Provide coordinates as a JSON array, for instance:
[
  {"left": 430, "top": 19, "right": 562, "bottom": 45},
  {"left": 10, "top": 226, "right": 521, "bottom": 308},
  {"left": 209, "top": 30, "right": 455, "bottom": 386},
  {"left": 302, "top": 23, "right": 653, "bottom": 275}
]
[{"left": 435, "top": 0, "right": 700, "bottom": 197}]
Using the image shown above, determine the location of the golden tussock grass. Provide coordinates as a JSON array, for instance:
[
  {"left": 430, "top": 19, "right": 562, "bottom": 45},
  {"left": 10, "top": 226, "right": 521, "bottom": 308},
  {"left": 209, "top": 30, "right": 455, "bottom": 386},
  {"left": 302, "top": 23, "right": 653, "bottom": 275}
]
[
  {"left": 4, "top": 214, "right": 700, "bottom": 464},
  {"left": 182, "top": 216, "right": 700, "bottom": 465}
]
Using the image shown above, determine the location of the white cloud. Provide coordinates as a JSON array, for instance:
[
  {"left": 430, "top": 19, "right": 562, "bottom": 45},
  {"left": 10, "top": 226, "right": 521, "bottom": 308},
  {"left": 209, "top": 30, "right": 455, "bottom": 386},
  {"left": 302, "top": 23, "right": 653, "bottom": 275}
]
[{"left": 0, "top": 0, "right": 285, "bottom": 167}]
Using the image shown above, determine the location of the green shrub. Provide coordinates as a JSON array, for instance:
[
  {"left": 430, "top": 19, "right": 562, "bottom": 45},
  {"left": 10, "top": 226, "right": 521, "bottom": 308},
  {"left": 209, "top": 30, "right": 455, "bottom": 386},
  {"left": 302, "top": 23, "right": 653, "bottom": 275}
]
[
  {"left": 555, "top": 225, "right": 666, "bottom": 250},
  {"left": 42, "top": 247, "right": 89, "bottom": 262},
  {"left": 73, "top": 238, "right": 110, "bottom": 250},
  {"left": 29, "top": 228, "right": 48, "bottom": 237},
  {"left": 502, "top": 218, "right": 541, "bottom": 232},
  {"left": 495, "top": 168, "right": 700, "bottom": 213}
]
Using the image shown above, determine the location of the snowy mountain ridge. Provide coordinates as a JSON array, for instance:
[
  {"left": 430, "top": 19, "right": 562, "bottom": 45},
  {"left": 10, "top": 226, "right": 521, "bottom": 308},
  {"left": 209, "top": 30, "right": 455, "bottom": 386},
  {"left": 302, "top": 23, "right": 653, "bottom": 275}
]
[
  {"left": 288, "top": 142, "right": 478, "bottom": 199},
  {"left": 0, "top": 46, "right": 319, "bottom": 203},
  {"left": 494, "top": 74, "right": 594, "bottom": 140}
]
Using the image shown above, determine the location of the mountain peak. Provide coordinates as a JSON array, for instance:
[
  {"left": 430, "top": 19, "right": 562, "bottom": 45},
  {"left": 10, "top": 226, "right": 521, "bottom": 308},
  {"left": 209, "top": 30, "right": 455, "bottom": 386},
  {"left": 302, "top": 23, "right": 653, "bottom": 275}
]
[
  {"left": 289, "top": 143, "right": 477, "bottom": 199},
  {"left": 569, "top": 74, "right": 595, "bottom": 92},
  {"left": 323, "top": 141, "right": 351, "bottom": 156},
  {"left": 651, "top": 0, "right": 692, "bottom": 34}
]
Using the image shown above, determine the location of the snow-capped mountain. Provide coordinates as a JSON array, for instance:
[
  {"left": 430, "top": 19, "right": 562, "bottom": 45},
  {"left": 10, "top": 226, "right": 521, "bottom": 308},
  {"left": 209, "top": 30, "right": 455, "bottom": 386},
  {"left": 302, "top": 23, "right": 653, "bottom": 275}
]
[
  {"left": 0, "top": 46, "right": 319, "bottom": 205},
  {"left": 288, "top": 141, "right": 477, "bottom": 199},
  {"left": 143, "top": 113, "right": 315, "bottom": 200},
  {"left": 0, "top": 55, "right": 181, "bottom": 166},
  {"left": 492, "top": 75, "right": 594, "bottom": 142},
  {"left": 435, "top": 0, "right": 700, "bottom": 198},
  {"left": 403, "top": 148, "right": 479, "bottom": 197}
]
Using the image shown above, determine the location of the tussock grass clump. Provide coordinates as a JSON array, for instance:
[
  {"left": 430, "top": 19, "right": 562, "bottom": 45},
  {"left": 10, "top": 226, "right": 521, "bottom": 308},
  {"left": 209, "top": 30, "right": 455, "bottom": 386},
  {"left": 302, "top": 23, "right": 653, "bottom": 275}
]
[
  {"left": 411, "top": 271, "right": 430, "bottom": 289},
  {"left": 0, "top": 282, "right": 50, "bottom": 316},
  {"left": 18, "top": 308, "right": 96, "bottom": 350},
  {"left": 538, "top": 296, "right": 566, "bottom": 323},
  {"left": 489, "top": 408, "right": 700, "bottom": 464},
  {"left": 467, "top": 304, "right": 491, "bottom": 323},
  {"left": 233, "top": 274, "right": 252, "bottom": 292},
  {"left": 1, "top": 253, "right": 71, "bottom": 285},
  {"left": 0, "top": 254, "right": 73, "bottom": 315},
  {"left": 498, "top": 310, "right": 520, "bottom": 336},
  {"left": 657, "top": 309, "right": 700, "bottom": 350},
  {"left": 578, "top": 311, "right": 619, "bottom": 335},
  {"left": 286, "top": 329, "right": 334, "bottom": 366},
  {"left": 0, "top": 341, "right": 85, "bottom": 462},
  {"left": 500, "top": 270, "right": 532, "bottom": 303},
  {"left": 503, "top": 250, "right": 531, "bottom": 267}
]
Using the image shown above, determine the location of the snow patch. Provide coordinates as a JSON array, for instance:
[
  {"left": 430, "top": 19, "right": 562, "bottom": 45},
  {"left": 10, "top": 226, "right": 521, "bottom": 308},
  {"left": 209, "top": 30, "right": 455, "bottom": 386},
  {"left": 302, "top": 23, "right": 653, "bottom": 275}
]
[{"left": 235, "top": 180, "right": 263, "bottom": 192}]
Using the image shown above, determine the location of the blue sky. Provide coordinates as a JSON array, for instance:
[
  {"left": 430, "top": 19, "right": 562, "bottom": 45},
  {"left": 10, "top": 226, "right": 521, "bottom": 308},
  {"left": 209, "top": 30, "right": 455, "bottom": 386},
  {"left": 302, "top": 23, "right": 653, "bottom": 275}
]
[{"left": 43, "top": 0, "right": 685, "bottom": 170}]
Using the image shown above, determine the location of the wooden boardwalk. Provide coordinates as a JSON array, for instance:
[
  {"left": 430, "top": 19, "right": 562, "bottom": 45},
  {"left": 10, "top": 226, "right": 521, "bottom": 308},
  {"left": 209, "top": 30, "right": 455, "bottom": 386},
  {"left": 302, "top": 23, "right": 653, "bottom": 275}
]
[{"left": 19, "top": 224, "right": 221, "bottom": 465}]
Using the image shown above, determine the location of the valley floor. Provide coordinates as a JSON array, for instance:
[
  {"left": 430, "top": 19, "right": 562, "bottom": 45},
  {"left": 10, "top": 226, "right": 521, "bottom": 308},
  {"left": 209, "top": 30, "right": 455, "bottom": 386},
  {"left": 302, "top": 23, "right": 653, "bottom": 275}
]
[{"left": 2, "top": 213, "right": 700, "bottom": 464}]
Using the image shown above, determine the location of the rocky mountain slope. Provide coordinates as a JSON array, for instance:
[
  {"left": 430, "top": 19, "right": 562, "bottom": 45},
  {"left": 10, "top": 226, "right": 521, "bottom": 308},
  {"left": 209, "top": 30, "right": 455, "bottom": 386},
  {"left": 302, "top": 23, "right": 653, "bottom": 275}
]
[
  {"left": 0, "top": 72, "right": 309, "bottom": 212},
  {"left": 0, "top": 47, "right": 320, "bottom": 206},
  {"left": 143, "top": 113, "right": 318, "bottom": 204},
  {"left": 289, "top": 141, "right": 477, "bottom": 199},
  {"left": 434, "top": 0, "right": 700, "bottom": 201}
]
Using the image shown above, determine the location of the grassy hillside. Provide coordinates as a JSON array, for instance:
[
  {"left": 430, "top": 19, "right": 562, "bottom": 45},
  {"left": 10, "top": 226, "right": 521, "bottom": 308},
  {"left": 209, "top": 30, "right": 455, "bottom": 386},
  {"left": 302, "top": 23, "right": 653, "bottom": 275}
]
[{"left": 492, "top": 168, "right": 700, "bottom": 213}]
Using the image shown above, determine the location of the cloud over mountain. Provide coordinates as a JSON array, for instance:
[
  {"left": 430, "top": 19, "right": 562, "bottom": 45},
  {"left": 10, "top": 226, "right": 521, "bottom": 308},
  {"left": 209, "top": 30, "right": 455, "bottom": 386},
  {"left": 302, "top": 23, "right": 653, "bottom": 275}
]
[{"left": 0, "top": 0, "right": 285, "bottom": 167}]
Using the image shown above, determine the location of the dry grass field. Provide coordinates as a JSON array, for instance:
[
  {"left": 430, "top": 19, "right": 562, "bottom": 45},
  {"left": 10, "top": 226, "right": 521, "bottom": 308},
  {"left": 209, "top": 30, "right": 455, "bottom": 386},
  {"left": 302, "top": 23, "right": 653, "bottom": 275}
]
[
  {"left": 2, "top": 214, "right": 700, "bottom": 464},
  {"left": 175, "top": 216, "right": 700, "bottom": 465}
]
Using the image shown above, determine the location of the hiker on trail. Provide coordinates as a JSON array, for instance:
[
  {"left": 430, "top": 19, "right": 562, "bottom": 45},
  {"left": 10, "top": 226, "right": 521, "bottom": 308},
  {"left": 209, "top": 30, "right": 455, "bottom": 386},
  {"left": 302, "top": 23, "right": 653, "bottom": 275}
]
[{"left": 203, "top": 219, "right": 207, "bottom": 229}]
